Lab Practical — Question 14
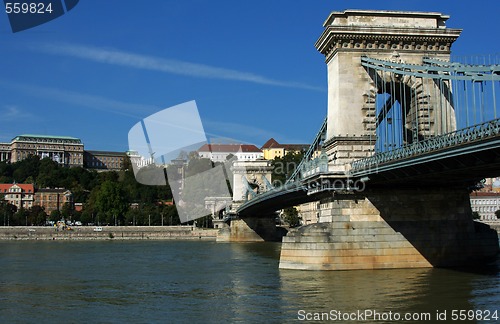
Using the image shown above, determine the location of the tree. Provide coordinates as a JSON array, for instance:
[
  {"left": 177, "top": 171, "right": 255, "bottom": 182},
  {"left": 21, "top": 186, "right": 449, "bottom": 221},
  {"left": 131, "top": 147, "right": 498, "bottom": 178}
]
[
  {"left": 13, "top": 208, "right": 29, "bottom": 226},
  {"left": 495, "top": 210, "right": 500, "bottom": 219},
  {"left": 60, "top": 202, "right": 73, "bottom": 220},
  {"left": 29, "top": 205, "right": 47, "bottom": 226},
  {"left": 271, "top": 151, "right": 304, "bottom": 186},
  {"left": 472, "top": 211, "right": 481, "bottom": 220},
  {"left": 164, "top": 205, "right": 180, "bottom": 226},
  {"left": 0, "top": 202, "right": 17, "bottom": 226},
  {"left": 80, "top": 209, "right": 94, "bottom": 225},
  {"left": 94, "top": 181, "right": 128, "bottom": 225},
  {"left": 49, "top": 210, "right": 61, "bottom": 222},
  {"left": 283, "top": 207, "right": 301, "bottom": 227}
]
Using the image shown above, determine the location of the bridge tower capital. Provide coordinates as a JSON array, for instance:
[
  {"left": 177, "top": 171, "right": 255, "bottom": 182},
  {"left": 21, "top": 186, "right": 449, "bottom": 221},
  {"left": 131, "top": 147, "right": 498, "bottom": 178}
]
[
  {"left": 231, "top": 160, "right": 273, "bottom": 204},
  {"left": 315, "top": 10, "right": 461, "bottom": 166}
]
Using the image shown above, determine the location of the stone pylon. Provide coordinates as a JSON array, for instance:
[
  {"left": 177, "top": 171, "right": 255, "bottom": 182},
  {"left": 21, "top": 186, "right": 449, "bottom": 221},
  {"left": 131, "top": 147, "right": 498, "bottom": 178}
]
[{"left": 315, "top": 10, "right": 461, "bottom": 168}]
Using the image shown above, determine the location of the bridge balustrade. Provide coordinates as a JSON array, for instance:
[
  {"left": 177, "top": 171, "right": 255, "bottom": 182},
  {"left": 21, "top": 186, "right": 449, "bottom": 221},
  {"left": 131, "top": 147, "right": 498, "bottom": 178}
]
[{"left": 350, "top": 118, "right": 500, "bottom": 172}]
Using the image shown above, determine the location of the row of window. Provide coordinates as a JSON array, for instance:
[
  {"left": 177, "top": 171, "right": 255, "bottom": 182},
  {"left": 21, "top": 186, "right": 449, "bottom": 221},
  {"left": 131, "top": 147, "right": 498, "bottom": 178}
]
[
  {"left": 89, "top": 156, "right": 123, "bottom": 162},
  {"left": 4, "top": 194, "right": 33, "bottom": 199},
  {"left": 472, "top": 206, "right": 498, "bottom": 213},
  {"left": 1, "top": 188, "right": 33, "bottom": 193},
  {"left": 470, "top": 199, "right": 500, "bottom": 205},
  {"left": 14, "top": 144, "right": 82, "bottom": 150},
  {"left": 88, "top": 161, "right": 123, "bottom": 169}
]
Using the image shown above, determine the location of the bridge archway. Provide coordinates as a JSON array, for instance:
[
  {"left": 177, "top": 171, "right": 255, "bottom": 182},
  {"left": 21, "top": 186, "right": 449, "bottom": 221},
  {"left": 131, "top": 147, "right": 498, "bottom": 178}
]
[
  {"left": 364, "top": 65, "right": 456, "bottom": 151},
  {"left": 315, "top": 10, "right": 461, "bottom": 166}
]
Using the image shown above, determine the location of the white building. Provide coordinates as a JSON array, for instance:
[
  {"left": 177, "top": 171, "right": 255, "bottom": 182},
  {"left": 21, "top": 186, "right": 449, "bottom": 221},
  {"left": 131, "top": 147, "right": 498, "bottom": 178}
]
[
  {"left": 470, "top": 192, "right": 500, "bottom": 220},
  {"left": 126, "top": 150, "right": 154, "bottom": 169},
  {"left": 197, "top": 144, "right": 263, "bottom": 163}
]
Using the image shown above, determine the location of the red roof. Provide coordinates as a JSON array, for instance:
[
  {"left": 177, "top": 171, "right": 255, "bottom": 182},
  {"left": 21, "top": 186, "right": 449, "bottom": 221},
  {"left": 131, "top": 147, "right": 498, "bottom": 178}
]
[
  {"left": 198, "top": 144, "right": 262, "bottom": 153},
  {"left": 0, "top": 183, "right": 34, "bottom": 193},
  {"left": 470, "top": 191, "right": 500, "bottom": 197},
  {"left": 261, "top": 138, "right": 308, "bottom": 151},
  {"left": 261, "top": 138, "right": 280, "bottom": 149}
]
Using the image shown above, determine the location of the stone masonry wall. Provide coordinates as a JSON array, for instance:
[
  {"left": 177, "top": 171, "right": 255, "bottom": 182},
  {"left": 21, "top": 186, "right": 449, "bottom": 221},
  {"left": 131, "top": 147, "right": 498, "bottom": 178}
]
[{"left": 280, "top": 187, "right": 499, "bottom": 270}]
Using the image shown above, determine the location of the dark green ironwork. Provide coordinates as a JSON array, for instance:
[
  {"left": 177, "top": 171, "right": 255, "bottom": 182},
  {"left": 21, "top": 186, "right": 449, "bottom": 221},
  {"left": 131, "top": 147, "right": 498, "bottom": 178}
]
[{"left": 351, "top": 118, "right": 500, "bottom": 173}]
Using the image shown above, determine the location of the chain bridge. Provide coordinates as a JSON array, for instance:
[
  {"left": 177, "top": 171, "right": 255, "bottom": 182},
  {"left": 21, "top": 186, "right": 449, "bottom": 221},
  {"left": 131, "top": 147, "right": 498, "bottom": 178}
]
[{"left": 223, "top": 10, "right": 500, "bottom": 270}]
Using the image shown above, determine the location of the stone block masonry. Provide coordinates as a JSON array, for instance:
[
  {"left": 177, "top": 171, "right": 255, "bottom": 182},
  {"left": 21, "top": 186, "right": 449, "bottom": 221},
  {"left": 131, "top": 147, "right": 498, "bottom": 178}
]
[
  {"left": 0, "top": 226, "right": 218, "bottom": 241},
  {"left": 280, "top": 187, "right": 499, "bottom": 270}
]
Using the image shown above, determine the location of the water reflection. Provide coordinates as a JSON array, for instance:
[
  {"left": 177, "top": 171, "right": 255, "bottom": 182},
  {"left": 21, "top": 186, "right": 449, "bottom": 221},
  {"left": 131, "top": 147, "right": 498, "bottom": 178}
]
[
  {"left": 278, "top": 260, "right": 500, "bottom": 321},
  {"left": 0, "top": 241, "right": 498, "bottom": 323}
]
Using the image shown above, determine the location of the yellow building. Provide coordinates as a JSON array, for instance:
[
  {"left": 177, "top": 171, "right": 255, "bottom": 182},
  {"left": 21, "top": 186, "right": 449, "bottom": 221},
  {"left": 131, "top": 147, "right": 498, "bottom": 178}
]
[{"left": 261, "top": 138, "right": 309, "bottom": 160}]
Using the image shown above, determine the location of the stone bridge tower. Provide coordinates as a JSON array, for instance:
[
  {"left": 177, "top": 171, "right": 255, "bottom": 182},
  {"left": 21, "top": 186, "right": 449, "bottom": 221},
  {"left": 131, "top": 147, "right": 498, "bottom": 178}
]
[
  {"left": 217, "top": 159, "right": 277, "bottom": 242},
  {"left": 231, "top": 160, "right": 273, "bottom": 205},
  {"left": 315, "top": 10, "right": 461, "bottom": 167}
]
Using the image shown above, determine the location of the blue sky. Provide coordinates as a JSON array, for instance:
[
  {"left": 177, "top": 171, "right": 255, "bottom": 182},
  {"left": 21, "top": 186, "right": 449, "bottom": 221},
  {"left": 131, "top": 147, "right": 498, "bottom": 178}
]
[{"left": 0, "top": 0, "right": 499, "bottom": 151}]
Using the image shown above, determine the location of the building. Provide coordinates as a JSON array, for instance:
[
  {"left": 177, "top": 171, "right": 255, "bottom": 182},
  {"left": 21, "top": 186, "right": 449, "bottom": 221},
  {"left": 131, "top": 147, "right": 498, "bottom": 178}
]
[
  {"left": 261, "top": 138, "right": 309, "bottom": 160},
  {"left": 470, "top": 192, "right": 500, "bottom": 220},
  {"left": 0, "top": 134, "right": 128, "bottom": 172},
  {"left": 198, "top": 144, "right": 263, "bottom": 163},
  {"left": 126, "top": 150, "right": 154, "bottom": 169},
  {"left": 34, "top": 188, "right": 73, "bottom": 214},
  {"left": 0, "top": 183, "right": 35, "bottom": 209},
  {"left": 0, "top": 134, "right": 84, "bottom": 167},
  {"left": 0, "top": 142, "right": 11, "bottom": 162},
  {"left": 0, "top": 183, "right": 73, "bottom": 213},
  {"left": 84, "top": 150, "right": 126, "bottom": 171},
  {"left": 296, "top": 202, "right": 320, "bottom": 225}
]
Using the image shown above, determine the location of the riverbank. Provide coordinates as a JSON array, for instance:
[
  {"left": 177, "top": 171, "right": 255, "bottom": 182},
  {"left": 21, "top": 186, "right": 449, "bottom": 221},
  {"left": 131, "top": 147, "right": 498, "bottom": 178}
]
[{"left": 0, "top": 226, "right": 219, "bottom": 241}]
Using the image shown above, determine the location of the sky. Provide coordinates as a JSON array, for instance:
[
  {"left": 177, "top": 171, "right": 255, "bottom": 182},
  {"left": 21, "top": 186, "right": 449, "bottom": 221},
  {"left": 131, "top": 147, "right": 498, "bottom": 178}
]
[{"left": 0, "top": 0, "right": 499, "bottom": 151}]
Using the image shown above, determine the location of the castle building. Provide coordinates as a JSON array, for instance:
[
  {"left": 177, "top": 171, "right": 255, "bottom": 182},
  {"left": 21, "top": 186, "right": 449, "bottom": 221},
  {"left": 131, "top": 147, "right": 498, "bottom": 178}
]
[
  {"left": 0, "top": 134, "right": 127, "bottom": 171},
  {"left": 84, "top": 150, "right": 126, "bottom": 171},
  {"left": 1, "top": 134, "right": 84, "bottom": 167}
]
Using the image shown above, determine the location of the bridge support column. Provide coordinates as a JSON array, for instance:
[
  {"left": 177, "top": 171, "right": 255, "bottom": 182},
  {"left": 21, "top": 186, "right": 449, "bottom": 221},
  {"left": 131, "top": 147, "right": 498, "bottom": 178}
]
[
  {"left": 217, "top": 217, "right": 286, "bottom": 242},
  {"left": 280, "top": 187, "right": 499, "bottom": 270}
]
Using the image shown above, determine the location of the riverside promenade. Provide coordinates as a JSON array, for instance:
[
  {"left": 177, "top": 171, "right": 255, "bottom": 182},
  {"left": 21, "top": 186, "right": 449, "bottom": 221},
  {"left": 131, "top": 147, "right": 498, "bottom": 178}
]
[{"left": 0, "top": 226, "right": 218, "bottom": 241}]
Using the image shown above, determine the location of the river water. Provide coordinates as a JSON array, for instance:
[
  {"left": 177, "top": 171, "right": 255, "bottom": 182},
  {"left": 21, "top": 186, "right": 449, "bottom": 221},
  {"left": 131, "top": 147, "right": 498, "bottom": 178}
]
[{"left": 0, "top": 241, "right": 498, "bottom": 323}]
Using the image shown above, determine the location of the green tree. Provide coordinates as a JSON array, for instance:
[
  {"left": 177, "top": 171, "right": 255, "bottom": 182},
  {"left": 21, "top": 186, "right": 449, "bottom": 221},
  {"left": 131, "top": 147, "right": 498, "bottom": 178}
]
[
  {"left": 164, "top": 205, "right": 180, "bottom": 226},
  {"left": 271, "top": 151, "right": 304, "bottom": 186},
  {"left": 13, "top": 208, "right": 29, "bottom": 226},
  {"left": 472, "top": 211, "right": 481, "bottom": 220},
  {"left": 94, "top": 181, "right": 128, "bottom": 225},
  {"left": 282, "top": 207, "right": 301, "bottom": 227},
  {"left": 60, "top": 202, "right": 73, "bottom": 220},
  {"left": 49, "top": 210, "right": 61, "bottom": 222},
  {"left": 29, "top": 205, "right": 47, "bottom": 226},
  {"left": 0, "top": 202, "right": 17, "bottom": 226},
  {"left": 125, "top": 208, "right": 142, "bottom": 226},
  {"left": 495, "top": 210, "right": 500, "bottom": 219},
  {"left": 80, "top": 209, "right": 94, "bottom": 225}
]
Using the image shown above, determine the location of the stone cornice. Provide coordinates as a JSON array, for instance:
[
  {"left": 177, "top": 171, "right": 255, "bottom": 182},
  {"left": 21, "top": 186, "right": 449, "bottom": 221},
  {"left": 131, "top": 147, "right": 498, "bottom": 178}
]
[{"left": 316, "top": 26, "right": 461, "bottom": 62}]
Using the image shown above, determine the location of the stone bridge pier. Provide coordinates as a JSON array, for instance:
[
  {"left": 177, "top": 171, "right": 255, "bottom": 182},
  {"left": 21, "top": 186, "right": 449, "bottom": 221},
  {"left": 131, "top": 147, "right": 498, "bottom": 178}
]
[
  {"left": 217, "top": 160, "right": 286, "bottom": 242},
  {"left": 280, "top": 186, "right": 499, "bottom": 270}
]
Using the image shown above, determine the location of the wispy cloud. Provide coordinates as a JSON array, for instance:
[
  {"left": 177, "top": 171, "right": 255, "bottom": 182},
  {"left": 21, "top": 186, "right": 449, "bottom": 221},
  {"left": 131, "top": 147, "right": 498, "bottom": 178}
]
[
  {"left": 203, "top": 119, "right": 281, "bottom": 145},
  {"left": 2, "top": 105, "right": 37, "bottom": 121},
  {"left": 0, "top": 80, "right": 159, "bottom": 119},
  {"left": 34, "top": 43, "right": 324, "bottom": 92}
]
